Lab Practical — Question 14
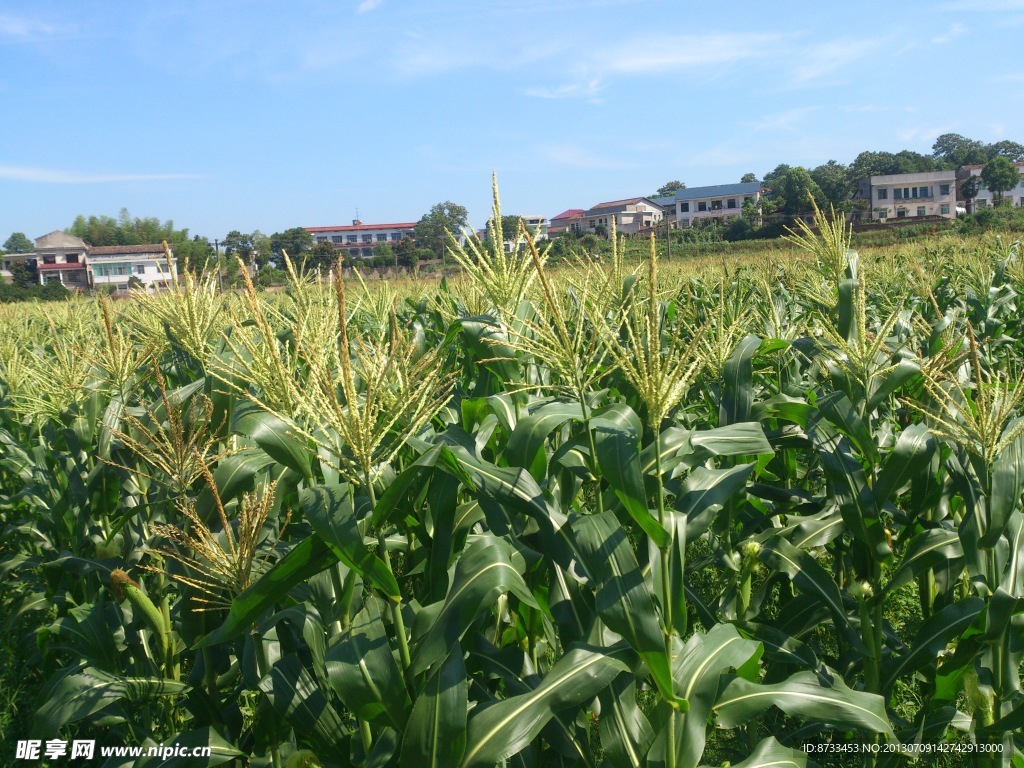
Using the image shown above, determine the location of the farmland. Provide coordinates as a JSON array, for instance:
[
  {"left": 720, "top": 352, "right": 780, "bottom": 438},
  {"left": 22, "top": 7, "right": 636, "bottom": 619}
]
[{"left": 1, "top": 196, "right": 1023, "bottom": 767}]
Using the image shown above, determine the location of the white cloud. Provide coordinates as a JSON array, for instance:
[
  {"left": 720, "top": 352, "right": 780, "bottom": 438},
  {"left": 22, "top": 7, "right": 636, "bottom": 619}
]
[
  {"left": 0, "top": 13, "right": 71, "bottom": 42},
  {"left": 356, "top": 0, "right": 383, "bottom": 12},
  {"left": 750, "top": 107, "right": 818, "bottom": 133},
  {"left": 932, "top": 22, "right": 966, "bottom": 44},
  {"left": 0, "top": 166, "right": 201, "bottom": 184},
  {"left": 525, "top": 79, "right": 602, "bottom": 102},
  {"left": 541, "top": 145, "right": 634, "bottom": 170},
  {"left": 790, "top": 38, "right": 880, "bottom": 85},
  {"left": 601, "top": 32, "right": 781, "bottom": 73}
]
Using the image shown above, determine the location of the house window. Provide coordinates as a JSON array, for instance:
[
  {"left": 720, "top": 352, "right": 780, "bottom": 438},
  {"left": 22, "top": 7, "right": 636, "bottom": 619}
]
[
  {"left": 332, "top": 236, "right": 343, "bottom": 244},
  {"left": 727, "top": 199, "right": 737, "bottom": 209},
  {"left": 362, "top": 235, "right": 372, "bottom": 243},
  {"left": 878, "top": 210, "right": 887, "bottom": 219},
  {"left": 680, "top": 202, "right": 690, "bottom": 212},
  {"left": 377, "top": 234, "right": 388, "bottom": 242},
  {"left": 917, "top": 206, "right": 926, "bottom": 217},
  {"left": 711, "top": 200, "right": 723, "bottom": 210},
  {"left": 134, "top": 264, "right": 146, "bottom": 275},
  {"left": 939, "top": 184, "right": 950, "bottom": 195},
  {"left": 347, "top": 235, "right": 358, "bottom": 243},
  {"left": 317, "top": 237, "right": 327, "bottom": 243},
  {"left": 877, "top": 189, "right": 888, "bottom": 200},
  {"left": 392, "top": 233, "right": 402, "bottom": 242},
  {"left": 940, "top": 204, "right": 951, "bottom": 215},
  {"left": 362, "top": 248, "right": 373, "bottom": 257},
  {"left": 66, "top": 254, "right": 79, "bottom": 264},
  {"left": 350, "top": 248, "right": 360, "bottom": 257},
  {"left": 116, "top": 264, "right": 127, "bottom": 275},
  {"left": 698, "top": 202, "right": 707, "bottom": 212},
  {"left": 94, "top": 266, "right": 106, "bottom": 276},
  {"left": 896, "top": 209, "right": 907, "bottom": 218},
  {"left": 893, "top": 189, "right": 902, "bottom": 200},
  {"left": 43, "top": 255, "right": 56, "bottom": 264}
]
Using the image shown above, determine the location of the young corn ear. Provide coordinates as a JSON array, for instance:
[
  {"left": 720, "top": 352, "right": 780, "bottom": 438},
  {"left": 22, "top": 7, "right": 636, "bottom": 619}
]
[{"left": 111, "top": 568, "right": 170, "bottom": 663}]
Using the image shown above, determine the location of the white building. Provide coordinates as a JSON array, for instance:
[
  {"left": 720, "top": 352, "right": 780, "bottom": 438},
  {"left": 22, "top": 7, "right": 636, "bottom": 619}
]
[
  {"left": 674, "top": 182, "right": 761, "bottom": 229},
  {"left": 306, "top": 220, "right": 417, "bottom": 260},
  {"left": 579, "top": 198, "right": 664, "bottom": 235},
  {"left": 1, "top": 231, "right": 90, "bottom": 289},
  {"left": 853, "top": 170, "right": 957, "bottom": 221},
  {"left": 88, "top": 244, "right": 176, "bottom": 292},
  {"left": 961, "top": 162, "right": 1024, "bottom": 209}
]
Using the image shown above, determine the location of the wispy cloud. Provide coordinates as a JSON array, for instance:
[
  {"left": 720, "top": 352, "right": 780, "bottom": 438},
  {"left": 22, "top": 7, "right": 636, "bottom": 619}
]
[
  {"left": 542, "top": 145, "right": 634, "bottom": 170},
  {"left": 790, "top": 38, "right": 880, "bottom": 85},
  {"left": 751, "top": 106, "right": 818, "bottom": 133},
  {"left": 525, "top": 79, "right": 602, "bottom": 102},
  {"left": 938, "top": 0, "right": 1024, "bottom": 9},
  {"left": 601, "top": 32, "right": 781, "bottom": 73},
  {"left": 356, "top": 0, "right": 384, "bottom": 12},
  {"left": 932, "top": 22, "right": 966, "bottom": 44},
  {"left": 0, "top": 166, "right": 201, "bottom": 184},
  {"left": 0, "top": 13, "right": 73, "bottom": 42}
]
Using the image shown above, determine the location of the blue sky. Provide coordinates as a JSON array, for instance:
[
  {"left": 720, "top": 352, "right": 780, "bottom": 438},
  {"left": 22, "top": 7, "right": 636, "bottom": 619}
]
[{"left": 2, "top": 0, "right": 1022, "bottom": 241}]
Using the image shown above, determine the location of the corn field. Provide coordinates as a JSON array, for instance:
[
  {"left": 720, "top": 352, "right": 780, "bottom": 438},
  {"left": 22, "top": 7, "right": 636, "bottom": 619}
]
[{"left": 2, "top": 183, "right": 1024, "bottom": 767}]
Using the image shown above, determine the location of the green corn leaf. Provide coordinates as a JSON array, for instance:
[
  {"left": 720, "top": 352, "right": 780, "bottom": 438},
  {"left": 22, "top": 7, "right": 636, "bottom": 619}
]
[
  {"left": 677, "top": 463, "right": 755, "bottom": 541},
  {"left": 133, "top": 727, "right": 244, "bottom": 768},
  {"left": 33, "top": 668, "right": 187, "bottom": 735},
  {"left": 759, "top": 538, "right": 864, "bottom": 652},
  {"left": 232, "top": 401, "right": 311, "bottom": 479},
  {"left": 460, "top": 644, "right": 627, "bottom": 768},
  {"left": 806, "top": 414, "right": 891, "bottom": 561},
  {"left": 986, "top": 425, "right": 1024, "bottom": 547},
  {"left": 301, "top": 484, "right": 401, "bottom": 599},
  {"left": 400, "top": 649, "right": 468, "bottom": 768},
  {"left": 259, "top": 655, "right": 349, "bottom": 755},
  {"left": 326, "top": 596, "right": 410, "bottom": 729},
  {"left": 598, "top": 673, "right": 654, "bottom": 768},
  {"left": 884, "top": 528, "right": 962, "bottom": 595},
  {"left": 412, "top": 536, "right": 535, "bottom": 676},
  {"left": 873, "top": 423, "right": 936, "bottom": 507},
  {"left": 506, "top": 400, "right": 583, "bottom": 481},
  {"left": 698, "top": 736, "right": 806, "bottom": 768},
  {"left": 199, "top": 535, "right": 338, "bottom": 647},
  {"left": 720, "top": 335, "right": 761, "bottom": 427},
  {"left": 714, "top": 670, "right": 894, "bottom": 737},
  {"left": 673, "top": 624, "right": 763, "bottom": 768},
  {"left": 572, "top": 511, "right": 676, "bottom": 703},
  {"left": 593, "top": 426, "right": 668, "bottom": 548},
  {"left": 881, "top": 597, "right": 984, "bottom": 695}
]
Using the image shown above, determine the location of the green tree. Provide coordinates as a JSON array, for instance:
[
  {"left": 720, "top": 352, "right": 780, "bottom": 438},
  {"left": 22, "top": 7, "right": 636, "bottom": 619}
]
[
  {"left": 252, "top": 231, "right": 273, "bottom": 269},
  {"left": 765, "top": 167, "right": 824, "bottom": 219},
  {"left": 394, "top": 237, "right": 418, "bottom": 268},
  {"left": 8, "top": 261, "right": 36, "bottom": 288},
  {"left": 270, "top": 227, "right": 314, "bottom": 263},
  {"left": 980, "top": 156, "right": 1021, "bottom": 205},
  {"left": 174, "top": 235, "right": 216, "bottom": 273},
  {"left": 306, "top": 240, "right": 338, "bottom": 273},
  {"left": 810, "top": 160, "right": 852, "bottom": 210},
  {"left": 960, "top": 175, "right": 983, "bottom": 213},
  {"left": 2, "top": 232, "right": 33, "bottom": 253},
  {"left": 414, "top": 201, "right": 469, "bottom": 259},
  {"left": 987, "top": 140, "right": 1024, "bottom": 161},
  {"left": 499, "top": 215, "right": 525, "bottom": 243},
  {"left": 652, "top": 180, "right": 685, "bottom": 198},
  {"left": 932, "top": 133, "right": 987, "bottom": 167},
  {"left": 223, "top": 230, "right": 255, "bottom": 264},
  {"left": 740, "top": 173, "right": 758, "bottom": 184},
  {"left": 373, "top": 243, "right": 396, "bottom": 266}
]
